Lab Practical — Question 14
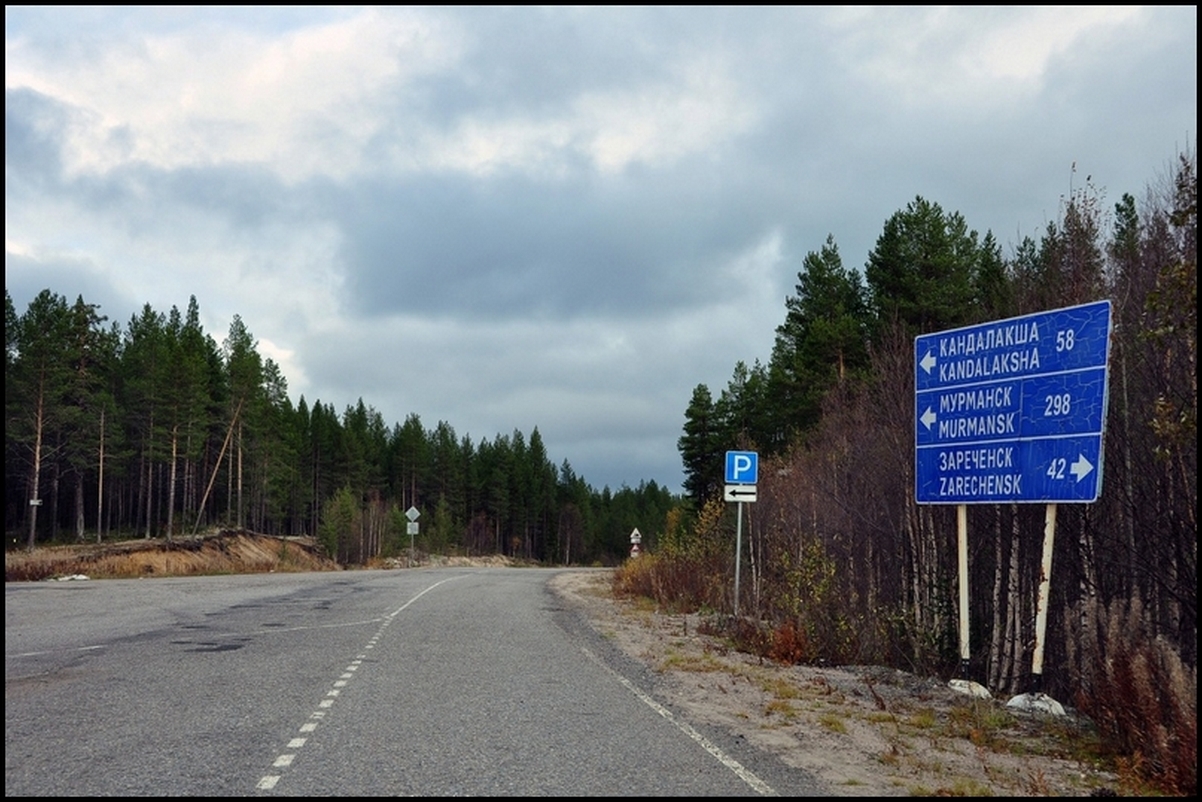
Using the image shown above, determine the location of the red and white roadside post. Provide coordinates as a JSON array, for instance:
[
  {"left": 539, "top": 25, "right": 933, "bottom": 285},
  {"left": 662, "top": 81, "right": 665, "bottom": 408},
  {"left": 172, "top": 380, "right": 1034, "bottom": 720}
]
[{"left": 629, "top": 528, "right": 642, "bottom": 558}]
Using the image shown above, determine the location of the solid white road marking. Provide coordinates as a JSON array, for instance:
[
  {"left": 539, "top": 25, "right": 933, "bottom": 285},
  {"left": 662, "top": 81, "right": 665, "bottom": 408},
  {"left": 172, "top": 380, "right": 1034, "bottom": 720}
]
[{"left": 581, "top": 645, "right": 777, "bottom": 796}]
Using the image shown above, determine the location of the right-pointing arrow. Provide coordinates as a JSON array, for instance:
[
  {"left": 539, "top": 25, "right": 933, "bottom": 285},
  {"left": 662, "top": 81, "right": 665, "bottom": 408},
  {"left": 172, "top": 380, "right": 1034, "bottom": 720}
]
[{"left": 1070, "top": 454, "right": 1094, "bottom": 481}]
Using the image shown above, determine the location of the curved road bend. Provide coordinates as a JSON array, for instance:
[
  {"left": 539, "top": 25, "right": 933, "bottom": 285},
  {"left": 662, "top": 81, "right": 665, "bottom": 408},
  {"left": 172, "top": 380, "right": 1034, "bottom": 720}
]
[{"left": 6, "top": 568, "right": 825, "bottom": 796}]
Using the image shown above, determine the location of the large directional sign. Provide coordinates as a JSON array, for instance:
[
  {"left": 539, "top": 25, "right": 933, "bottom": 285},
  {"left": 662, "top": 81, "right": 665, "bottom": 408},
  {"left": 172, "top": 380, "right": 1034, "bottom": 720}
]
[
  {"left": 915, "top": 300, "right": 1111, "bottom": 504},
  {"left": 725, "top": 450, "right": 758, "bottom": 485}
]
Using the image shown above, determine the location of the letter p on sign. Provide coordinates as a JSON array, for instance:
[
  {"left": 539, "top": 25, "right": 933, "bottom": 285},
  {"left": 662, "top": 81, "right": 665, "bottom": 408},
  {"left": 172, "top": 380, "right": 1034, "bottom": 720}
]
[{"left": 725, "top": 451, "right": 758, "bottom": 484}]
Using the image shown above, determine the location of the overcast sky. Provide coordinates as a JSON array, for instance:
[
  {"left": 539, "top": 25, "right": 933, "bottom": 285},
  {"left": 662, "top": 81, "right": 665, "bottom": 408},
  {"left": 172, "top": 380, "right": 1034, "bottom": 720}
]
[{"left": 5, "top": 7, "right": 1196, "bottom": 494}]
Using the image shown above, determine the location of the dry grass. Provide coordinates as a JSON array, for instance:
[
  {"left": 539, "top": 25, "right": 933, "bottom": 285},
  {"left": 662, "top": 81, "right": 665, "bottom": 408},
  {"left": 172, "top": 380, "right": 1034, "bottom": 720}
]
[
  {"left": 555, "top": 569, "right": 1137, "bottom": 797},
  {"left": 1067, "top": 597, "right": 1198, "bottom": 795},
  {"left": 5, "top": 530, "right": 338, "bottom": 581},
  {"left": 612, "top": 555, "right": 1194, "bottom": 797}
]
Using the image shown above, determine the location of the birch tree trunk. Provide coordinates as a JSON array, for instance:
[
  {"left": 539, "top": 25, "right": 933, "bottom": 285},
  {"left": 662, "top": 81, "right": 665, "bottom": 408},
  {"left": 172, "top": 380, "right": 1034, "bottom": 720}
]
[{"left": 166, "top": 424, "right": 179, "bottom": 541}]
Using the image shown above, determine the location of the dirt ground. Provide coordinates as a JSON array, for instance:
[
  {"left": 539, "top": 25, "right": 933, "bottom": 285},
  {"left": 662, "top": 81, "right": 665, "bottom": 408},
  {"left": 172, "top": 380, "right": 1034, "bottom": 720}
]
[{"left": 549, "top": 569, "right": 1122, "bottom": 797}]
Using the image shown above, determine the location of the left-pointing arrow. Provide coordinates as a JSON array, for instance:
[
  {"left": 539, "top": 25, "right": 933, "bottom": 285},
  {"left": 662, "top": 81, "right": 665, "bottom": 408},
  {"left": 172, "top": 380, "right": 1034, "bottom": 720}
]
[
  {"left": 920, "top": 351, "right": 937, "bottom": 374},
  {"left": 724, "top": 485, "right": 758, "bottom": 503},
  {"left": 920, "top": 407, "right": 937, "bottom": 429}
]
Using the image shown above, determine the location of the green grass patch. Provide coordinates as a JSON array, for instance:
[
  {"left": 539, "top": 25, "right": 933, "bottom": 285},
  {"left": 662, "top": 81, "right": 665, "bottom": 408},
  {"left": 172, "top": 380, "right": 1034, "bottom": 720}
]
[{"left": 819, "top": 712, "right": 848, "bottom": 733}]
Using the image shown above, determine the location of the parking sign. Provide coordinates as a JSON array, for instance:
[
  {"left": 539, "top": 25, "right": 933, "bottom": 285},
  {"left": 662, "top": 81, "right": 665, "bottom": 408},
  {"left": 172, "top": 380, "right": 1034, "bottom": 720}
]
[{"left": 724, "top": 451, "right": 758, "bottom": 485}]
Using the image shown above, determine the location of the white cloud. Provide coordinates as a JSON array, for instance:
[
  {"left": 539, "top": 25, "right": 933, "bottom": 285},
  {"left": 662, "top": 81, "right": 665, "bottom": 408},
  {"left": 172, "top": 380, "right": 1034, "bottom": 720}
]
[
  {"left": 407, "top": 54, "right": 759, "bottom": 178},
  {"left": 827, "top": 6, "right": 1145, "bottom": 107},
  {"left": 5, "top": 8, "right": 462, "bottom": 181},
  {"left": 7, "top": 8, "right": 757, "bottom": 184},
  {"left": 257, "top": 336, "right": 307, "bottom": 391},
  {"left": 575, "top": 57, "right": 759, "bottom": 173}
]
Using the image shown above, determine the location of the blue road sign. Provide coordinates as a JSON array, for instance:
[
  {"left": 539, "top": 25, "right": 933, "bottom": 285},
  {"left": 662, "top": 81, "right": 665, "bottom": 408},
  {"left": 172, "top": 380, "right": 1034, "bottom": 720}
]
[
  {"left": 725, "top": 450, "right": 758, "bottom": 485},
  {"left": 915, "top": 300, "right": 1111, "bottom": 504}
]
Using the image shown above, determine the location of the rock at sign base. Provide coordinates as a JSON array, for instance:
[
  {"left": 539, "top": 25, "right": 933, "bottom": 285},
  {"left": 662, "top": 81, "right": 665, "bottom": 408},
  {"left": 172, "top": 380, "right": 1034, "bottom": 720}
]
[
  {"left": 1006, "top": 692, "right": 1066, "bottom": 716},
  {"left": 948, "top": 678, "right": 991, "bottom": 698}
]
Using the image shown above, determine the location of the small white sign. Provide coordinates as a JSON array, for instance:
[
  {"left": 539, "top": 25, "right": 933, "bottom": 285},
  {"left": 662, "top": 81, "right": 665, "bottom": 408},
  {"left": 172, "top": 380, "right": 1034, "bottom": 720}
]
[
  {"left": 407, "top": 522, "right": 419, "bottom": 535},
  {"left": 405, "top": 506, "right": 420, "bottom": 522},
  {"left": 724, "top": 484, "right": 757, "bottom": 503}
]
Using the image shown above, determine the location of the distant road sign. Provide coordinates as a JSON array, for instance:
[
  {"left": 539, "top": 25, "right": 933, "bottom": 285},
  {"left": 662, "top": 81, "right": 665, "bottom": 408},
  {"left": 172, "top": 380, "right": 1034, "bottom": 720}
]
[
  {"left": 915, "top": 300, "right": 1111, "bottom": 504},
  {"left": 724, "top": 451, "right": 758, "bottom": 485}
]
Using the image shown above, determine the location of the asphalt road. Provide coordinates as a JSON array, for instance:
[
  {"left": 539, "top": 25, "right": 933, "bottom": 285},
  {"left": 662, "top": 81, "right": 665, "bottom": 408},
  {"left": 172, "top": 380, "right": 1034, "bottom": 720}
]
[{"left": 6, "top": 568, "right": 825, "bottom": 796}]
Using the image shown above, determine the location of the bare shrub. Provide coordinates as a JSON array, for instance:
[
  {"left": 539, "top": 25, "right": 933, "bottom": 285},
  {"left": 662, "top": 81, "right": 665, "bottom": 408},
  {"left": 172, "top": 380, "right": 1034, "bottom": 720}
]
[
  {"left": 611, "top": 552, "right": 728, "bottom": 613},
  {"left": 1066, "top": 596, "right": 1197, "bottom": 794}
]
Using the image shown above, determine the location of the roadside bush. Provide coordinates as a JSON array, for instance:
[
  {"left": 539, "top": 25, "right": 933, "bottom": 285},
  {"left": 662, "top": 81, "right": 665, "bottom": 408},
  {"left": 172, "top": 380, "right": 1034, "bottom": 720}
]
[
  {"left": 612, "top": 552, "right": 727, "bottom": 613},
  {"left": 1066, "top": 597, "right": 1197, "bottom": 795}
]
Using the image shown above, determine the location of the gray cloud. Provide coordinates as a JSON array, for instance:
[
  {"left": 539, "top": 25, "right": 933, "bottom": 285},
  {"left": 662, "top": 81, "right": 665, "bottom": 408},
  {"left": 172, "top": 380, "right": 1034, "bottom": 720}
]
[{"left": 5, "top": 6, "right": 1195, "bottom": 493}]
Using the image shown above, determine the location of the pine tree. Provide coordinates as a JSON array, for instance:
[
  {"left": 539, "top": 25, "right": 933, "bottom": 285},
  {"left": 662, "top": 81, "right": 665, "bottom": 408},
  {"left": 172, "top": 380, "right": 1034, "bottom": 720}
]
[
  {"left": 678, "top": 383, "right": 723, "bottom": 505},
  {"left": 865, "top": 197, "right": 979, "bottom": 339},
  {"left": 10, "top": 290, "right": 74, "bottom": 547},
  {"left": 223, "top": 314, "right": 263, "bottom": 529},
  {"left": 768, "top": 235, "right": 868, "bottom": 445}
]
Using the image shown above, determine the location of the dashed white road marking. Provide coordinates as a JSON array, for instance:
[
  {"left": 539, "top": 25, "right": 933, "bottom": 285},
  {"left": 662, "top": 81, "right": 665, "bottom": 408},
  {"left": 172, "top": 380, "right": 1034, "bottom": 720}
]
[
  {"left": 254, "top": 575, "right": 464, "bottom": 793},
  {"left": 9, "top": 644, "right": 106, "bottom": 659}
]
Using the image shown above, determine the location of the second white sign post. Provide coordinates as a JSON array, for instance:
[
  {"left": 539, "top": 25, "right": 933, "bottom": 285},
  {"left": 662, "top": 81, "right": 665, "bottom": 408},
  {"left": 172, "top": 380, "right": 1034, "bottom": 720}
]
[{"left": 724, "top": 451, "right": 758, "bottom": 618}]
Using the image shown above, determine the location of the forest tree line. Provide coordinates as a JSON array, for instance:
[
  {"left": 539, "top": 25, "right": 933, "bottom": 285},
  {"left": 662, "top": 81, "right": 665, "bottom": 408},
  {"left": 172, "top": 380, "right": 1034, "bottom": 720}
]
[
  {"left": 5, "top": 293, "right": 676, "bottom": 565},
  {"left": 672, "top": 149, "right": 1196, "bottom": 724}
]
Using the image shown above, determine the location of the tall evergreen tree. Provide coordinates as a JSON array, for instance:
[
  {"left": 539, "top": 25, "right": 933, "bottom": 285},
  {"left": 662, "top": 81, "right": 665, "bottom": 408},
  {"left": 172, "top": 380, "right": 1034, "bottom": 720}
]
[
  {"left": 864, "top": 197, "right": 980, "bottom": 338},
  {"left": 714, "top": 360, "right": 770, "bottom": 451},
  {"left": 122, "top": 303, "right": 170, "bottom": 538},
  {"left": 768, "top": 235, "right": 869, "bottom": 445},
  {"left": 10, "top": 290, "right": 74, "bottom": 547},
  {"left": 678, "top": 383, "right": 723, "bottom": 506},
  {"left": 61, "top": 295, "right": 109, "bottom": 542},
  {"left": 223, "top": 314, "right": 263, "bottom": 529},
  {"left": 526, "top": 427, "right": 558, "bottom": 561},
  {"left": 5, "top": 290, "right": 17, "bottom": 373},
  {"left": 389, "top": 412, "right": 428, "bottom": 511}
]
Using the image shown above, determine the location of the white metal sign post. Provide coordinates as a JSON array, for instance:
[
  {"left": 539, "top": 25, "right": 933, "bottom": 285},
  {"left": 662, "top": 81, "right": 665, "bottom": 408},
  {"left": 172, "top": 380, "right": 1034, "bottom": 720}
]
[
  {"left": 405, "top": 506, "right": 420, "bottom": 568},
  {"left": 725, "top": 451, "right": 758, "bottom": 618},
  {"left": 915, "top": 300, "right": 1112, "bottom": 706}
]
